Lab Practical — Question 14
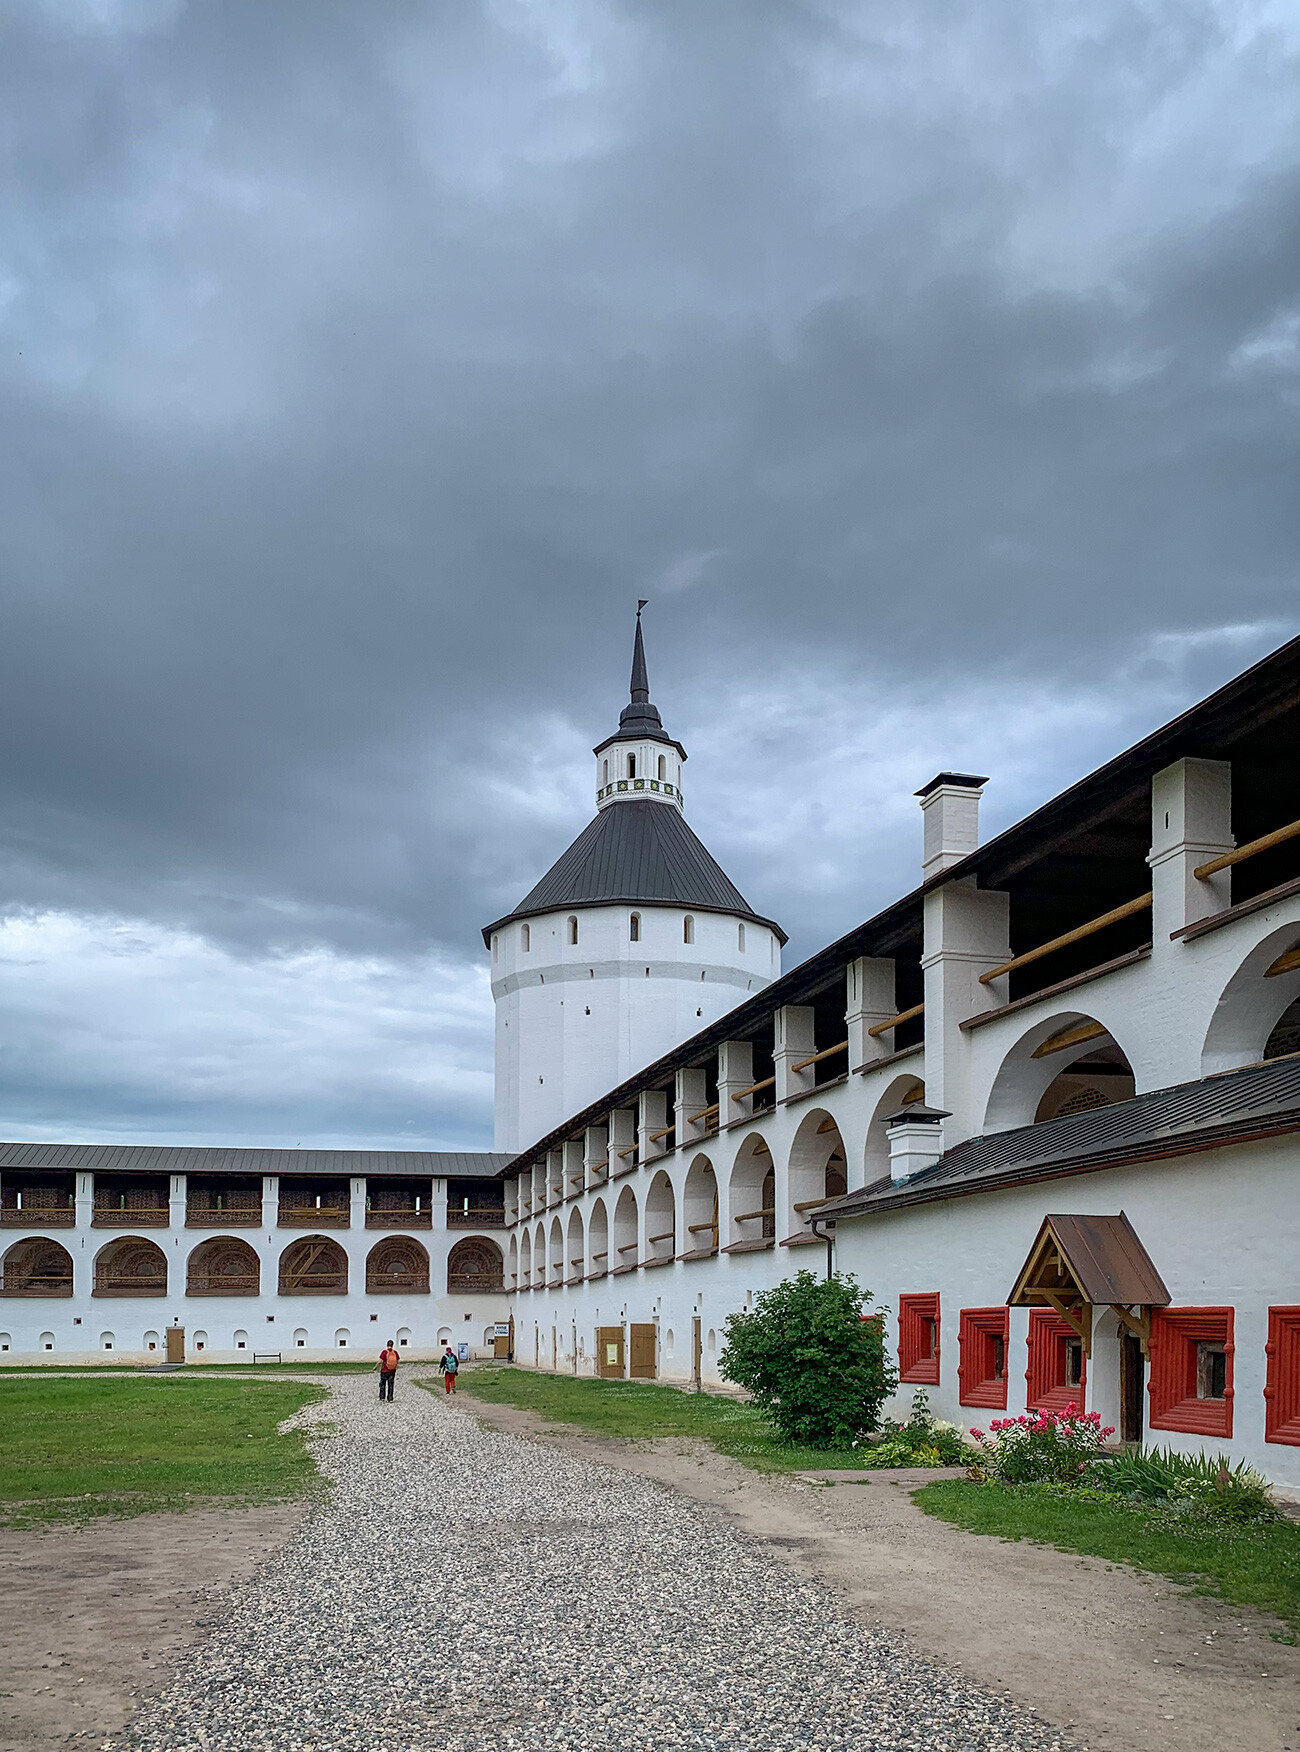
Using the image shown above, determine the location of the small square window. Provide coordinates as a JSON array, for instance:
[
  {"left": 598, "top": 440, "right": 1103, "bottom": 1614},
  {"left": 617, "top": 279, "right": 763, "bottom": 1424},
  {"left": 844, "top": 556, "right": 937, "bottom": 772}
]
[
  {"left": 73, "top": 1317, "right": 82, "bottom": 1326},
  {"left": 958, "top": 1308, "right": 1009, "bottom": 1409},
  {"left": 898, "top": 1293, "right": 941, "bottom": 1384},
  {"left": 1026, "top": 1309, "right": 1088, "bottom": 1413},
  {"left": 370, "top": 1313, "right": 379, "bottom": 1323},
  {"left": 236, "top": 1341, "right": 246, "bottom": 1350},
  {"left": 296, "top": 1338, "right": 305, "bottom": 1348},
  {"left": 1266, "top": 1307, "right": 1300, "bottom": 1445},
  {"left": 1149, "top": 1307, "right": 1233, "bottom": 1438},
  {"left": 1197, "top": 1342, "right": 1227, "bottom": 1400}
]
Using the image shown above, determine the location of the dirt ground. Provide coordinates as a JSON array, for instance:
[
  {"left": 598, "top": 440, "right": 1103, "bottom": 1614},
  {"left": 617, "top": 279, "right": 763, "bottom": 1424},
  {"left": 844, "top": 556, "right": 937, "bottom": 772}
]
[
  {"left": 467, "top": 1397, "right": 1300, "bottom": 1752},
  {"left": 3, "top": 1392, "right": 1299, "bottom": 1752},
  {"left": 0, "top": 1502, "right": 304, "bottom": 1750}
]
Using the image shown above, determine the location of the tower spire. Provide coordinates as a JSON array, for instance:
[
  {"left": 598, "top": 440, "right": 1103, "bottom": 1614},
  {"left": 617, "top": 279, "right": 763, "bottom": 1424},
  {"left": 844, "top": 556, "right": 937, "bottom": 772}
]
[{"left": 620, "top": 601, "right": 662, "bottom": 733}]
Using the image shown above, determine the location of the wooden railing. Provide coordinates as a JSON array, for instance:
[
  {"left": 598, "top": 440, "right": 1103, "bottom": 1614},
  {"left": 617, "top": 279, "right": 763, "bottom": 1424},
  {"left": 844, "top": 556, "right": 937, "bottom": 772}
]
[
  {"left": 1, "top": 1204, "right": 74, "bottom": 1227},
  {"left": 186, "top": 1204, "right": 261, "bottom": 1228},
  {"left": 446, "top": 1209, "right": 506, "bottom": 1229},
  {"left": 979, "top": 894, "right": 1152, "bottom": 986},
  {"left": 365, "top": 1210, "right": 432, "bottom": 1229},
  {"left": 92, "top": 1204, "right": 168, "bottom": 1228},
  {"left": 278, "top": 1206, "right": 350, "bottom": 1228}
]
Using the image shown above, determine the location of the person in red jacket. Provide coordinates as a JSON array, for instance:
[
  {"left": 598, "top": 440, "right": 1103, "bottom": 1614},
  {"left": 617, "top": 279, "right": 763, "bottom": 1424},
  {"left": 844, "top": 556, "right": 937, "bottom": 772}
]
[{"left": 376, "top": 1341, "right": 400, "bottom": 1402}]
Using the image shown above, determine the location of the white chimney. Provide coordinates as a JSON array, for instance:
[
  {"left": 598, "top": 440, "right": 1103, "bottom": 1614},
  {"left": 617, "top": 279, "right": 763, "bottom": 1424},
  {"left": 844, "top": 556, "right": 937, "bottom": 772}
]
[
  {"left": 885, "top": 1105, "right": 949, "bottom": 1184},
  {"left": 916, "top": 772, "right": 989, "bottom": 882}
]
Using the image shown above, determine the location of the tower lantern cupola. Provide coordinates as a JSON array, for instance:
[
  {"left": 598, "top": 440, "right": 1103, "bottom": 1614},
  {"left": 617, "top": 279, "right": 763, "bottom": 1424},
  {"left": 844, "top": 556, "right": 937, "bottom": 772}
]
[{"left": 593, "top": 603, "right": 686, "bottom": 811}]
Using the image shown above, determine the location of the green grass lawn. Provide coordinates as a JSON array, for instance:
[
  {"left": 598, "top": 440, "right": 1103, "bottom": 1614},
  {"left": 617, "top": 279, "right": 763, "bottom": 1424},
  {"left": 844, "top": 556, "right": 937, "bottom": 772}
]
[
  {"left": 0, "top": 1376, "right": 328, "bottom": 1527},
  {"left": 448, "top": 1364, "right": 892, "bottom": 1474},
  {"left": 916, "top": 1479, "right": 1300, "bottom": 1637}
]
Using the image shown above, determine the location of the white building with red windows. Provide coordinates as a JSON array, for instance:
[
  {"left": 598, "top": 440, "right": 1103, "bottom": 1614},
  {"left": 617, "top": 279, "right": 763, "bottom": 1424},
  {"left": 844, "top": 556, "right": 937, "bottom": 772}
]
[
  {"left": 4, "top": 618, "right": 1300, "bottom": 1492},
  {"left": 495, "top": 633, "right": 1300, "bottom": 1491}
]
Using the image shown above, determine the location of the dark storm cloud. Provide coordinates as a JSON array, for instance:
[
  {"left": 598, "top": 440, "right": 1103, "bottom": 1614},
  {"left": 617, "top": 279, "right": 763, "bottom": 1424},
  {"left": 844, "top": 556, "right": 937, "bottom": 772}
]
[{"left": 0, "top": 0, "right": 1297, "bottom": 1142}]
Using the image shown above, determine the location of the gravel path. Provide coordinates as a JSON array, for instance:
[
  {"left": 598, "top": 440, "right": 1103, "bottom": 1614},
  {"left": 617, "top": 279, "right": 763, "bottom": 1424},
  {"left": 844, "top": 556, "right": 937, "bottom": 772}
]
[{"left": 115, "top": 1376, "right": 1081, "bottom": 1752}]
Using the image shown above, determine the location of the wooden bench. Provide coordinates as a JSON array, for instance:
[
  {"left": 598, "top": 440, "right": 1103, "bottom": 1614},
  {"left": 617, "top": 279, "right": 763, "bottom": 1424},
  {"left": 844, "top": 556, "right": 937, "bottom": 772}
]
[{"left": 252, "top": 1351, "right": 282, "bottom": 1365}]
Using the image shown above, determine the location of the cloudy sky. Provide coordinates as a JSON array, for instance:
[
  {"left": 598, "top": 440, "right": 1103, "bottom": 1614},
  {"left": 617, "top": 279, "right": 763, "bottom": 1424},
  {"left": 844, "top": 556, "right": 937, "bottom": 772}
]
[{"left": 1, "top": 0, "right": 1297, "bottom": 1149}]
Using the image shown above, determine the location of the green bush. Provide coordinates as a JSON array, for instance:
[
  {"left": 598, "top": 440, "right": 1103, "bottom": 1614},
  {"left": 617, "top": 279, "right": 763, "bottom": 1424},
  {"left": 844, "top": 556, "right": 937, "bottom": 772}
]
[
  {"left": 1091, "top": 1446, "right": 1281, "bottom": 1524},
  {"left": 869, "top": 1390, "right": 974, "bottom": 1467},
  {"left": 719, "top": 1271, "right": 897, "bottom": 1450}
]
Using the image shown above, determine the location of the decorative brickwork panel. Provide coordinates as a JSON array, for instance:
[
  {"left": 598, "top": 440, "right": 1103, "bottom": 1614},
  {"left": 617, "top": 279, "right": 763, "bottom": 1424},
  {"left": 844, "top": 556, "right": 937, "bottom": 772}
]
[
  {"left": 1265, "top": 1308, "right": 1300, "bottom": 1446},
  {"left": 1148, "top": 1306, "right": 1233, "bottom": 1438},
  {"left": 958, "top": 1307, "right": 1009, "bottom": 1409},
  {"left": 1025, "top": 1308, "right": 1087, "bottom": 1413},
  {"left": 898, "top": 1292, "right": 940, "bottom": 1385}
]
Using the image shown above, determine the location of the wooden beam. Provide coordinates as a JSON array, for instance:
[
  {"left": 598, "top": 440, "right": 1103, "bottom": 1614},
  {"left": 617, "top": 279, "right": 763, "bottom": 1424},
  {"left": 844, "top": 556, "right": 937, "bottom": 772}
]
[
  {"left": 980, "top": 894, "right": 1152, "bottom": 986},
  {"left": 1041, "top": 1290, "right": 1092, "bottom": 1355},
  {"left": 867, "top": 1003, "right": 924, "bottom": 1039},
  {"left": 790, "top": 1041, "right": 849, "bottom": 1073},
  {"left": 1031, "top": 1020, "right": 1109, "bottom": 1059},
  {"left": 730, "top": 1078, "right": 776, "bottom": 1102},
  {"left": 1264, "top": 944, "right": 1300, "bottom": 979},
  {"left": 1195, "top": 815, "right": 1300, "bottom": 881}
]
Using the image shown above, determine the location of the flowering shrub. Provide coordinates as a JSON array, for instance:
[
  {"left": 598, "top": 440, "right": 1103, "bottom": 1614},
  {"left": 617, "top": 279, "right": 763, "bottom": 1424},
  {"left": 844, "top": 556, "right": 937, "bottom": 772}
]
[
  {"left": 969, "top": 1403, "right": 1114, "bottom": 1485},
  {"left": 868, "top": 1390, "right": 974, "bottom": 1468}
]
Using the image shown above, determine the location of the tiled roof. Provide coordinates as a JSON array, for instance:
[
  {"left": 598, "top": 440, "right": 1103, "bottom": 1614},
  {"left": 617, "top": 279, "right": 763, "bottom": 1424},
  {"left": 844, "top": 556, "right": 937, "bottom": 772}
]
[
  {"left": 482, "top": 800, "right": 787, "bottom": 942},
  {"left": 823, "top": 1054, "right": 1300, "bottom": 1219},
  {"left": 0, "top": 1143, "right": 510, "bottom": 1179}
]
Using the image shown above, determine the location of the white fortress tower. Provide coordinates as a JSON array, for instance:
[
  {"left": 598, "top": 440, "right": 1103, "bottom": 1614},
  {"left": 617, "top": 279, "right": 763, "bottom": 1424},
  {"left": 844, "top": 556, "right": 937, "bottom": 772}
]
[{"left": 484, "top": 609, "right": 786, "bottom": 1154}]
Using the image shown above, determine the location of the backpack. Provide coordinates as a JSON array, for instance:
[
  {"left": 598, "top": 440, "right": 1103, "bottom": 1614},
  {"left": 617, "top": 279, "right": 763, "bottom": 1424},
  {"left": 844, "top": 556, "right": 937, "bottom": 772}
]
[{"left": 445, "top": 1352, "right": 459, "bottom": 1375}]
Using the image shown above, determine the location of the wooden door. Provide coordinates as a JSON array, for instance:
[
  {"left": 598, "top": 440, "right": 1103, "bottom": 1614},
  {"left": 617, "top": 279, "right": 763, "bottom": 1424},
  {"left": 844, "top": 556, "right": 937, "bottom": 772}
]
[
  {"left": 1120, "top": 1332, "right": 1144, "bottom": 1443},
  {"left": 629, "top": 1322, "right": 657, "bottom": 1379},
  {"left": 165, "top": 1326, "right": 185, "bottom": 1364},
  {"left": 692, "top": 1316, "right": 702, "bottom": 1389},
  {"left": 493, "top": 1334, "right": 510, "bottom": 1360},
  {"left": 596, "top": 1325, "right": 624, "bottom": 1378}
]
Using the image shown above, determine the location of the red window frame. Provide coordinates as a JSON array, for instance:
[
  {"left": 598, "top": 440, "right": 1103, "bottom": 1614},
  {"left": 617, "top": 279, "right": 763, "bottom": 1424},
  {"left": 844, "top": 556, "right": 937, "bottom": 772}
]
[
  {"left": 1148, "top": 1307, "right": 1233, "bottom": 1439},
  {"left": 1025, "top": 1308, "right": 1087, "bottom": 1413},
  {"left": 958, "top": 1307, "right": 1009, "bottom": 1409},
  {"left": 1265, "top": 1308, "right": 1300, "bottom": 1445},
  {"left": 898, "top": 1292, "right": 940, "bottom": 1384}
]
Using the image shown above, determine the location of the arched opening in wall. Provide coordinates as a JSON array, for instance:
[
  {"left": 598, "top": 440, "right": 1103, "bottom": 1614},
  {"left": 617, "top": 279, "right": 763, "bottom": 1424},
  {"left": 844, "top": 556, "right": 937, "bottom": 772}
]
[
  {"left": 728, "top": 1137, "right": 774, "bottom": 1246},
  {"left": 682, "top": 1155, "right": 718, "bottom": 1257},
  {"left": 100, "top": 1331, "right": 115, "bottom": 1351},
  {"left": 520, "top": 923, "right": 530, "bottom": 952},
  {"left": 366, "top": 1237, "right": 430, "bottom": 1294},
  {"left": 983, "top": 1014, "right": 1134, "bottom": 1135},
  {"left": 1034, "top": 1039, "right": 1134, "bottom": 1122},
  {"left": 142, "top": 1330, "right": 159, "bottom": 1353},
  {"left": 93, "top": 1238, "right": 167, "bottom": 1298},
  {"left": 786, "top": 1110, "right": 847, "bottom": 1240},
  {"left": 645, "top": 1171, "right": 675, "bottom": 1263},
  {"left": 1265, "top": 997, "right": 1300, "bottom": 1060},
  {"left": 278, "top": 1236, "right": 348, "bottom": 1295},
  {"left": 234, "top": 1329, "right": 249, "bottom": 1351},
  {"left": 737, "top": 922, "right": 746, "bottom": 953},
  {"left": 864, "top": 1077, "right": 926, "bottom": 1183},
  {"left": 0, "top": 1238, "right": 74, "bottom": 1297},
  {"left": 518, "top": 1229, "right": 531, "bottom": 1288},
  {"left": 613, "top": 1185, "right": 638, "bottom": 1271},
  {"left": 187, "top": 1237, "right": 260, "bottom": 1296},
  {"left": 627, "top": 753, "right": 637, "bottom": 779},
  {"left": 191, "top": 1329, "right": 208, "bottom": 1353},
  {"left": 602, "top": 759, "right": 609, "bottom": 785},
  {"left": 683, "top": 915, "right": 694, "bottom": 945},
  {"left": 334, "top": 1328, "right": 350, "bottom": 1349},
  {"left": 629, "top": 912, "right": 641, "bottom": 942},
  {"left": 534, "top": 1224, "right": 546, "bottom": 1284},
  {"left": 508, "top": 1234, "right": 519, "bottom": 1289},
  {"left": 1202, "top": 924, "right": 1300, "bottom": 1074},
  {"left": 293, "top": 1328, "right": 308, "bottom": 1349},
  {"left": 548, "top": 1217, "right": 564, "bottom": 1285},
  {"left": 568, "top": 916, "right": 578, "bottom": 946},
  {"left": 588, "top": 1198, "right": 609, "bottom": 1279},
  {"left": 566, "top": 1207, "right": 585, "bottom": 1283},
  {"left": 657, "top": 754, "right": 666, "bottom": 781},
  {"left": 448, "top": 1237, "right": 504, "bottom": 1293}
]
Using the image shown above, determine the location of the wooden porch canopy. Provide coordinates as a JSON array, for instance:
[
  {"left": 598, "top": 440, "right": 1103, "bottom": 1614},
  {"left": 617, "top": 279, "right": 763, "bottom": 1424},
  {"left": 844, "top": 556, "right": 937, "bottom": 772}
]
[{"left": 1007, "top": 1212, "right": 1170, "bottom": 1356}]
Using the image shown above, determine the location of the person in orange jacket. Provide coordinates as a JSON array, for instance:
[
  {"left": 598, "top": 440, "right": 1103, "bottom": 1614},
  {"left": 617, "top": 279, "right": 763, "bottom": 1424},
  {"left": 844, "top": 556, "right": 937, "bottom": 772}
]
[{"left": 376, "top": 1340, "right": 400, "bottom": 1402}]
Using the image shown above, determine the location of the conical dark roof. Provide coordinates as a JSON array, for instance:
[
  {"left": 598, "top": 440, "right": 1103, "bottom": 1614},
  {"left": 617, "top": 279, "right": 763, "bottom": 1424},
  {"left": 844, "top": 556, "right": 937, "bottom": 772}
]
[{"left": 482, "top": 801, "right": 787, "bottom": 943}]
